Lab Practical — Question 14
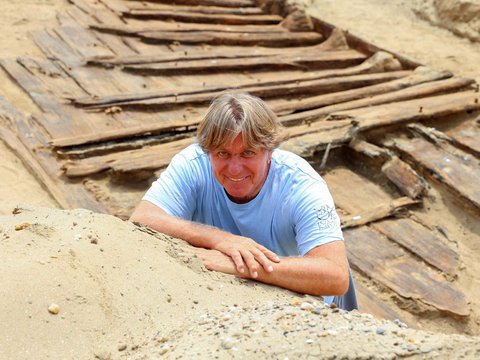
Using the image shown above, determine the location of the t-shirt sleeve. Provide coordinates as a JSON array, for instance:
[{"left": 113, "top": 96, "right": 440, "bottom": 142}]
[
  {"left": 292, "top": 179, "right": 344, "bottom": 256},
  {"left": 142, "top": 152, "right": 199, "bottom": 220}
]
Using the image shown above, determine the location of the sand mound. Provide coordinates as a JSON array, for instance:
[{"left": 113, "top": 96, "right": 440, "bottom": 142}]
[
  {"left": 413, "top": 0, "right": 480, "bottom": 42},
  {"left": 1, "top": 206, "right": 480, "bottom": 359}
]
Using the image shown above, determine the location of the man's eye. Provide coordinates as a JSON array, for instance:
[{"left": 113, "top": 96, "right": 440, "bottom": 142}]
[
  {"left": 217, "top": 151, "right": 229, "bottom": 158},
  {"left": 242, "top": 150, "right": 255, "bottom": 157}
]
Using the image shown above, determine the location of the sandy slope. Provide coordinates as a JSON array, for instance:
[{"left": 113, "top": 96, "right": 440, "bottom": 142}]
[{"left": 1, "top": 206, "right": 480, "bottom": 359}]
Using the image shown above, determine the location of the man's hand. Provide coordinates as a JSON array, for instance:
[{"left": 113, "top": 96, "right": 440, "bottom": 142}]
[
  {"left": 192, "top": 248, "right": 238, "bottom": 275},
  {"left": 213, "top": 236, "right": 280, "bottom": 278}
]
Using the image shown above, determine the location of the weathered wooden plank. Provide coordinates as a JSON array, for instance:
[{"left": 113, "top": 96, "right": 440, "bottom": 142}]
[
  {"left": 90, "top": 20, "right": 286, "bottom": 36},
  {"left": 348, "top": 138, "right": 392, "bottom": 162},
  {"left": 0, "top": 97, "right": 107, "bottom": 212},
  {"left": 445, "top": 117, "right": 480, "bottom": 157},
  {"left": 127, "top": 10, "right": 282, "bottom": 25},
  {"left": 278, "top": 76, "right": 475, "bottom": 124},
  {"left": 0, "top": 59, "right": 76, "bottom": 138},
  {"left": 345, "top": 226, "right": 469, "bottom": 316},
  {"left": 394, "top": 136, "right": 480, "bottom": 209},
  {"left": 282, "top": 90, "right": 480, "bottom": 157},
  {"left": 381, "top": 157, "right": 426, "bottom": 199},
  {"left": 126, "top": 0, "right": 256, "bottom": 7},
  {"left": 53, "top": 25, "right": 115, "bottom": 60},
  {"left": 372, "top": 218, "right": 459, "bottom": 276},
  {"left": 123, "top": 49, "right": 364, "bottom": 74},
  {"left": 62, "top": 137, "right": 195, "bottom": 177},
  {"left": 31, "top": 29, "right": 84, "bottom": 67},
  {"left": 340, "top": 197, "right": 419, "bottom": 229},
  {"left": 127, "top": 2, "right": 264, "bottom": 15},
  {"left": 73, "top": 70, "right": 407, "bottom": 110},
  {"left": 138, "top": 29, "right": 323, "bottom": 47}
]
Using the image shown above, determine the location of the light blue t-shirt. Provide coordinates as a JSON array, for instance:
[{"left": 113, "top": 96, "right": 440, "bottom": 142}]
[{"left": 143, "top": 143, "right": 343, "bottom": 257}]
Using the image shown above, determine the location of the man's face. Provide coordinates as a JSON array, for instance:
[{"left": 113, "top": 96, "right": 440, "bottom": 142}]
[{"left": 209, "top": 133, "right": 272, "bottom": 203}]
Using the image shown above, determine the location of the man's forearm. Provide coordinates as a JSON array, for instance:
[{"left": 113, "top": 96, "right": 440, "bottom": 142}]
[
  {"left": 197, "top": 242, "right": 349, "bottom": 297},
  {"left": 130, "top": 200, "right": 226, "bottom": 249},
  {"left": 130, "top": 200, "right": 280, "bottom": 276},
  {"left": 252, "top": 254, "right": 348, "bottom": 296}
]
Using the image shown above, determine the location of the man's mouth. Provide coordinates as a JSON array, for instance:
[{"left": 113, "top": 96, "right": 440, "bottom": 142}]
[{"left": 227, "top": 176, "right": 247, "bottom": 182}]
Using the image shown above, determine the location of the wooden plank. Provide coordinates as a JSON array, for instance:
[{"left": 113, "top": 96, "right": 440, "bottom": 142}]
[
  {"left": 0, "top": 59, "right": 76, "bottom": 138},
  {"left": 340, "top": 197, "right": 419, "bottom": 229},
  {"left": 62, "top": 137, "right": 195, "bottom": 177},
  {"left": 445, "top": 117, "right": 480, "bottom": 157},
  {"left": 0, "top": 97, "right": 107, "bottom": 212},
  {"left": 72, "top": 71, "right": 407, "bottom": 110},
  {"left": 53, "top": 25, "right": 115, "bottom": 60},
  {"left": 348, "top": 138, "right": 392, "bottom": 162},
  {"left": 127, "top": 3, "right": 264, "bottom": 15},
  {"left": 127, "top": 10, "right": 282, "bottom": 25},
  {"left": 282, "top": 90, "right": 480, "bottom": 157},
  {"left": 278, "top": 76, "right": 475, "bottom": 124},
  {"left": 381, "top": 157, "right": 426, "bottom": 199},
  {"left": 123, "top": 49, "right": 364, "bottom": 74},
  {"left": 125, "top": 0, "right": 257, "bottom": 7},
  {"left": 344, "top": 226, "right": 469, "bottom": 316},
  {"left": 394, "top": 136, "right": 480, "bottom": 209},
  {"left": 372, "top": 218, "right": 459, "bottom": 276},
  {"left": 138, "top": 29, "right": 323, "bottom": 47},
  {"left": 31, "top": 29, "right": 84, "bottom": 67},
  {"left": 90, "top": 20, "right": 286, "bottom": 36}
]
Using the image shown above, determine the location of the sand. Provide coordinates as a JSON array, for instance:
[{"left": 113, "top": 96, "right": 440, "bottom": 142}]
[
  {"left": 1, "top": 0, "right": 480, "bottom": 358},
  {"left": 1, "top": 205, "right": 480, "bottom": 359}
]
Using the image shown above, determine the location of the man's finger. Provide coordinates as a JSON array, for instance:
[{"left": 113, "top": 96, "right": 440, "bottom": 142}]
[
  {"left": 241, "top": 251, "right": 259, "bottom": 279},
  {"left": 231, "top": 252, "right": 246, "bottom": 274},
  {"left": 252, "top": 250, "right": 275, "bottom": 273},
  {"left": 260, "top": 247, "right": 281, "bottom": 262}
]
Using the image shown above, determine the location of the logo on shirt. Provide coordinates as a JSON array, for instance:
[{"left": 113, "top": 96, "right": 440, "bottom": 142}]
[{"left": 314, "top": 205, "right": 338, "bottom": 230}]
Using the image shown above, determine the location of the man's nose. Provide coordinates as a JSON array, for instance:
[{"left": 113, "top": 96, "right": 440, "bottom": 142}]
[{"left": 227, "top": 156, "right": 242, "bottom": 175}]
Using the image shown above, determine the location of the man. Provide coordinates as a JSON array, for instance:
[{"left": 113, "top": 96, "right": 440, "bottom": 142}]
[{"left": 130, "top": 92, "right": 357, "bottom": 310}]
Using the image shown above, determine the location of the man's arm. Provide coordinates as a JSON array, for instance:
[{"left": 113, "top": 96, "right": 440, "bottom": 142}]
[
  {"left": 195, "top": 241, "right": 349, "bottom": 296},
  {"left": 129, "top": 200, "right": 280, "bottom": 277}
]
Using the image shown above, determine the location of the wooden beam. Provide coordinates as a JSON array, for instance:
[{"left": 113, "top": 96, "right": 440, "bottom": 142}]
[
  {"left": 445, "top": 117, "right": 480, "bottom": 157},
  {"left": 125, "top": 0, "right": 257, "bottom": 7},
  {"left": 0, "top": 97, "right": 107, "bottom": 212},
  {"left": 381, "top": 157, "right": 426, "bottom": 199},
  {"left": 126, "top": 10, "right": 282, "bottom": 25},
  {"left": 62, "top": 137, "right": 195, "bottom": 177},
  {"left": 372, "top": 218, "right": 459, "bottom": 277},
  {"left": 72, "top": 70, "right": 404, "bottom": 110},
  {"left": 340, "top": 197, "right": 419, "bottom": 229},
  {"left": 345, "top": 226, "right": 468, "bottom": 317},
  {"left": 282, "top": 90, "right": 480, "bottom": 157},
  {"left": 126, "top": 3, "right": 264, "bottom": 15},
  {"left": 137, "top": 29, "right": 323, "bottom": 47},
  {"left": 123, "top": 48, "right": 363, "bottom": 74},
  {"left": 394, "top": 136, "right": 480, "bottom": 210},
  {"left": 278, "top": 76, "right": 475, "bottom": 124}
]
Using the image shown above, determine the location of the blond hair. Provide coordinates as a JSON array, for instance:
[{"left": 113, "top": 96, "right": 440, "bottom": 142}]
[{"left": 197, "top": 92, "right": 285, "bottom": 152}]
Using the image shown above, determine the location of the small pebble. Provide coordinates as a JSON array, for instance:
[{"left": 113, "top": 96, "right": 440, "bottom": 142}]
[
  {"left": 300, "top": 302, "right": 314, "bottom": 311},
  {"left": 221, "top": 337, "right": 236, "bottom": 349},
  {"left": 15, "top": 222, "right": 31, "bottom": 231},
  {"left": 158, "top": 345, "right": 169, "bottom": 355},
  {"left": 118, "top": 344, "right": 127, "bottom": 352},
  {"left": 376, "top": 327, "right": 387, "bottom": 335},
  {"left": 48, "top": 303, "right": 60, "bottom": 315}
]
